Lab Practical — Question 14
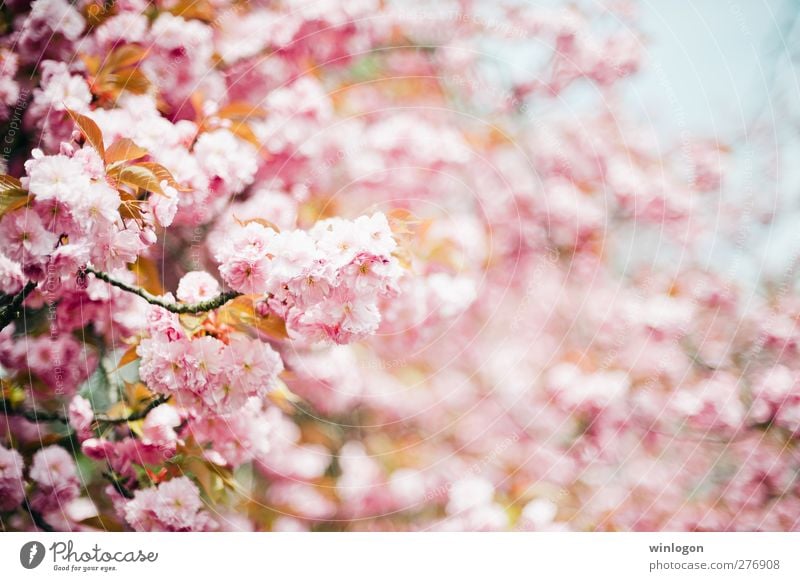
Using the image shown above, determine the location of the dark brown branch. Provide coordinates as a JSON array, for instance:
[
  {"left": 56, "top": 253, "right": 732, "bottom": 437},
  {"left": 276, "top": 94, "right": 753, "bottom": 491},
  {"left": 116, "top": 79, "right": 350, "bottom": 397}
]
[
  {"left": 94, "top": 395, "right": 170, "bottom": 425},
  {"left": 1, "top": 403, "right": 68, "bottom": 424},
  {"left": 103, "top": 471, "right": 135, "bottom": 499},
  {"left": 83, "top": 266, "right": 240, "bottom": 314},
  {"left": 0, "top": 281, "right": 37, "bottom": 331},
  {"left": 24, "top": 497, "right": 55, "bottom": 532},
  {"left": 2, "top": 395, "right": 170, "bottom": 426}
]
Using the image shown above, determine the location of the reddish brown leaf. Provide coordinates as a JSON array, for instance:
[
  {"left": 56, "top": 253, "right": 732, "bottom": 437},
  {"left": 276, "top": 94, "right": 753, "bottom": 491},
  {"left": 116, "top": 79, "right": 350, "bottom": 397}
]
[
  {"left": 105, "top": 138, "right": 148, "bottom": 165},
  {"left": 134, "top": 162, "right": 188, "bottom": 192},
  {"left": 111, "top": 165, "right": 165, "bottom": 196},
  {"left": 66, "top": 109, "right": 105, "bottom": 159}
]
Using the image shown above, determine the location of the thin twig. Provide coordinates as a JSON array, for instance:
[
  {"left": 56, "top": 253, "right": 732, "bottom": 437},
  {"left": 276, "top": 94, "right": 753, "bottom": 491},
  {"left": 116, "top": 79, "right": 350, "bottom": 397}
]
[
  {"left": 103, "top": 471, "right": 135, "bottom": 499},
  {"left": 0, "top": 281, "right": 37, "bottom": 331},
  {"left": 1, "top": 403, "right": 69, "bottom": 424},
  {"left": 2, "top": 395, "right": 170, "bottom": 426},
  {"left": 83, "top": 266, "right": 240, "bottom": 314},
  {"left": 24, "top": 497, "right": 55, "bottom": 532},
  {"left": 94, "top": 395, "right": 170, "bottom": 425}
]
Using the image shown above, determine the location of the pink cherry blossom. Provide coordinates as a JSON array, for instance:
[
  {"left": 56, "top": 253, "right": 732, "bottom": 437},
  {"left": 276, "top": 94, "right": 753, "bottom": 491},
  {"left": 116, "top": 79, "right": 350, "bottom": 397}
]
[
  {"left": 0, "top": 0, "right": 798, "bottom": 535},
  {"left": 28, "top": 445, "right": 80, "bottom": 514},
  {"left": 123, "top": 477, "right": 214, "bottom": 532},
  {"left": 0, "top": 444, "right": 25, "bottom": 512}
]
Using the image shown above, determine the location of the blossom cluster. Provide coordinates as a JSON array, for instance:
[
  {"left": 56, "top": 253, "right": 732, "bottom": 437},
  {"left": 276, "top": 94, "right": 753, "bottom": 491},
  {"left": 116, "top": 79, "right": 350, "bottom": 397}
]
[
  {"left": 0, "top": 0, "right": 797, "bottom": 533},
  {"left": 215, "top": 213, "right": 401, "bottom": 344}
]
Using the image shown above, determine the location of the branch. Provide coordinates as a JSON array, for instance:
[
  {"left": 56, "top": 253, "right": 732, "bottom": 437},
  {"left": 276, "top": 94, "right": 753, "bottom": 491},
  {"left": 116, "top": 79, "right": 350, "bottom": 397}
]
[
  {"left": 23, "top": 497, "right": 55, "bottom": 532},
  {"left": 94, "top": 395, "right": 170, "bottom": 425},
  {"left": 1, "top": 403, "right": 68, "bottom": 424},
  {"left": 83, "top": 266, "right": 240, "bottom": 314},
  {"left": 0, "top": 281, "right": 37, "bottom": 331},
  {"left": 103, "top": 471, "right": 135, "bottom": 500},
  {"left": 2, "top": 395, "right": 170, "bottom": 426}
]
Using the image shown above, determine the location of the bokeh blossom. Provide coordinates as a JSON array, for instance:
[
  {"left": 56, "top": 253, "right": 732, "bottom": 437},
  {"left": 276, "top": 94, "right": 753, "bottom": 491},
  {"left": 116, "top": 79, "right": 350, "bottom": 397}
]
[{"left": 0, "top": 0, "right": 798, "bottom": 533}]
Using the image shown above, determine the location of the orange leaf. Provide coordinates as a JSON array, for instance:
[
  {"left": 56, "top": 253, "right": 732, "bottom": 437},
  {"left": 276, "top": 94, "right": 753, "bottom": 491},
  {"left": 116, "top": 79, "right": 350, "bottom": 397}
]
[
  {"left": 236, "top": 216, "right": 280, "bottom": 233},
  {"left": 118, "top": 198, "right": 143, "bottom": 221},
  {"left": 111, "top": 165, "right": 165, "bottom": 196},
  {"left": 105, "top": 138, "right": 148, "bottom": 165},
  {"left": 80, "top": 54, "right": 101, "bottom": 76},
  {"left": 0, "top": 174, "right": 22, "bottom": 190},
  {"left": 99, "top": 69, "right": 150, "bottom": 96},
  {"left": 227, "top": 121, "right": 261, "bottom": 149},
  {"left": 78, "top": 515, "right": 125, "bottom": 532},
  {"left": 104, "top": 45, "right": 148, "bottom": 71},
  {"left": 217, "top": 102, "right": 268, "bottom": 120},
  {"left": 168, "top": 0, "right": 216, "bottom": 22},
  {"left": 134, "top": 162, "right": 187, "bottom": 192},
  {"left": 115, "top": 344, "right": 139, "bottom": 370},
  {"left": 66, "top": 109, "right": 105, "bottom": 159},
  {"left": 104, "top": 401, "right": 132, "bottom": 421},
  {"left": 129, "top": 256, "right": 165, "bottom": 295},
  {"left": 267, "top": 378, "right": 301, "bottom": 413},
  {"left": 124, "top": 382, "right": 155, "bottom": 408},
  {"left": 0, "top": 175, "right": 30, "bottom": 218},
  {"left": 217, "top": 295, "right": 288, "bottom": 340}
]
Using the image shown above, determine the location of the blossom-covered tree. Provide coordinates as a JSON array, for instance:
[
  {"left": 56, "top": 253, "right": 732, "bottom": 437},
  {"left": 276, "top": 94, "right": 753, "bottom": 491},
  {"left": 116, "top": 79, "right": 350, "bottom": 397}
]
[{"left": 0, "top": 0, "right": 798, "bottom": 532}]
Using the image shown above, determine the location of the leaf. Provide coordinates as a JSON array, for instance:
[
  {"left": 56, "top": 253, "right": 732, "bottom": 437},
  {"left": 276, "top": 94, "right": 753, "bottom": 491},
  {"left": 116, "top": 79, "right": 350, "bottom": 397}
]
[
  {"left": 216, "top": 102, "right": 268, "bottom": 120},
  {"left": 111, "top": 165, "right": 165, "bottom": 196},
  {"left": 178, "top": 312, "right": 206, "bottom": 334},
  {"left": 105, "top": 138, "right": 148, "bottom": 165},
  {"left": 124, "top": 382, "right": 155, "bottom": 408},
  {"left": 216, "top": 295, "right": 289, "bottom": 340},
  {"left": 104, "top": 45, "right": 148, "bottom": 71},
  {"left": 81, "top": 54, "right": 101, "bottom": 76},
  {"left": 189, "top": 92, "right": 206, "bottom": 122},
  {"left": 103, "top": 401, "right": 132, "bottom": 422},
  {"left": 115, "top": 344, "right": 139, "bottom": 370},
  {"left": 66, "top": 109, "right": 105, "bottom": 159},
  {"left": 129, "top": 256, "right": 164, "bottom": 295},
  {"left": 235, "top": 216, "right": 280, "bottom": 233},
  {"left": 135, "top": 162, "right": 188, "bottom": 192},
  {"left": 0, "top": 174, "right": 22, "bottom": 192},
  {"left": 0, "top": 175, "right": 30, "bottom": 218},
  {"left": 227, "top": 121, "right": 261, "bottom": 149},
  {"left": 267, "top": 378, "right": 301, "bottom": 413},
  {"left": 168, "top": 0, "right": 216, "bottom": 22},
  {"left": 103, "top": 69, "right": 150, "bottom": 95},
  {"left": 118, "top": 197, "right": 144, "bottom": 221},
  {"left": 0, "top": 379, "right": 26, "bottom": 407},
  {"left": 180, "top": 455, "right": 234, "bottom": 502},
  {"left": 78, "top": 515, "right": 125, "bottom": 532}
]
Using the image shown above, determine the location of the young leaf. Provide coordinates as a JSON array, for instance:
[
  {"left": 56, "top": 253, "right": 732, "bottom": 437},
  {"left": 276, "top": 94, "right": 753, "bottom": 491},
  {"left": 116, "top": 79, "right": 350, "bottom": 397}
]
[
  {"left": 134, "top": 162, "right": 187, "bottom": 192},
  {"left": 216, "top": 102, "right": 268, "bottom": 120},
  {"left": 0, "top": 175, "right": 30, "bottom": 218},
  {"left": 115, "top": 344, "right": 140, "bottom": 371},
  {"left": 129, "top": 256, "right": 165, "bottom": 295},
  {"left": 104, "top": 69, "right": 150, "bottom": 95},
  {"left": 236, "top": 216, "right": 281, "bottom": 233},
  {"left": 66, "top": 109, "right": 105, "bottom": 159},
  {"left": 111, "top": 165, "right": 165, "bottom": 196},
  {"left": 227, "top": 121, "right": 262, "bottom": 149},
  {"left": 105, "top": 138, "right": 148, "bottom": 165},
  {"left": 216, "top": 295, "right": 289, "bottom": 340},
  {"left": 104, "top": 44, "right": 148, "bottom": 71}
]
